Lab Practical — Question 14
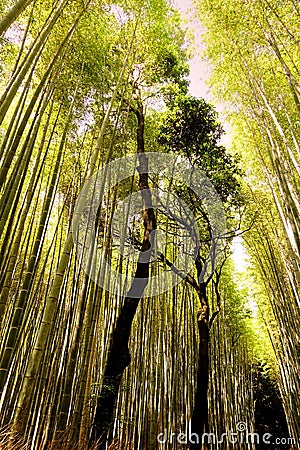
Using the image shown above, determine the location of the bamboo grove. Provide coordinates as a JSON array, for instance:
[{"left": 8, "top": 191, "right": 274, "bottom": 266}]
[
  {"left": 0, "top": 0, "right": 299, "bottom": 449},
  {"left": 195, "top": 0, "right": 300, "bottom": 443}
]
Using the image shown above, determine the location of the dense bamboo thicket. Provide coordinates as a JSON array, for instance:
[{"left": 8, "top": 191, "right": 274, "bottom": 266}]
[
  {"left": 0, "top": 0, "right": 298, "bottom": 449},
  {"left": 195, "top": 0, "right": 300, "bottom": 444}
]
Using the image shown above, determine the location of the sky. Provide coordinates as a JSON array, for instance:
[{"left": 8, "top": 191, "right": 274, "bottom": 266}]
[
  {"left": 173, "top": 0, "right": 212, "bottom": 99},
  {"left": 172, "top": 0, "right": 232, "bottom": 147}
]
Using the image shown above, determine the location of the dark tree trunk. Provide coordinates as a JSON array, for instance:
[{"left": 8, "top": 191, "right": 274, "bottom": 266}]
[
  {"left": 190, "top": 282, "right": 210, "bottom": 449},
  {"left": 89, "top": 99, "right": 156, "bottom": 448}
]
